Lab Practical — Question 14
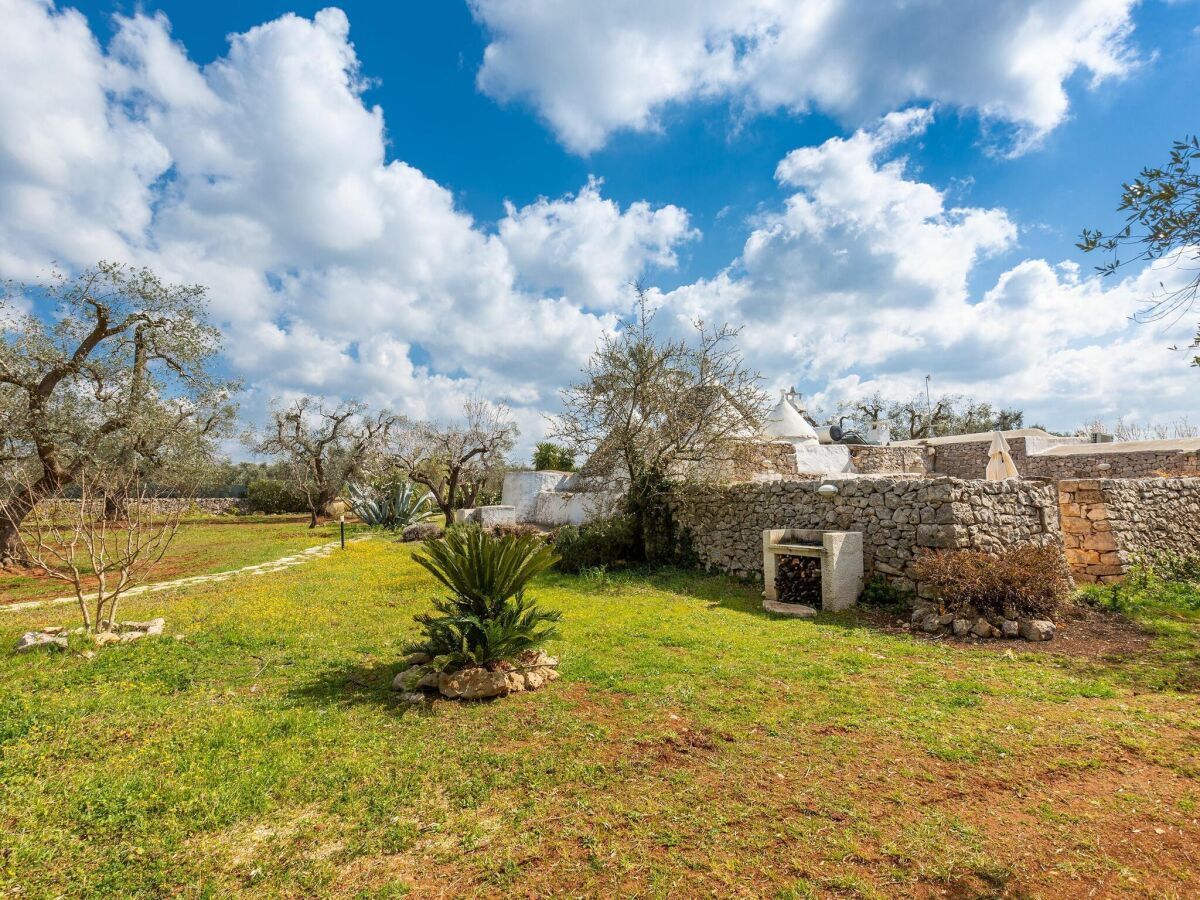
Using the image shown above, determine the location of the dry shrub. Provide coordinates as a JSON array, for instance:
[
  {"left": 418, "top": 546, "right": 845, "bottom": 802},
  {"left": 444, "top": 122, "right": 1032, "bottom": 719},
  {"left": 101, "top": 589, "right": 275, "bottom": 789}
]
[
  {"left": 400, "top": 522, "right": 444, "bottom": 543},
  {"left": 489, "top": 523, "right": 545, "bottom": 540},
  {"left": 911, "top": 544, "right": 1072, "bottom": 620}
]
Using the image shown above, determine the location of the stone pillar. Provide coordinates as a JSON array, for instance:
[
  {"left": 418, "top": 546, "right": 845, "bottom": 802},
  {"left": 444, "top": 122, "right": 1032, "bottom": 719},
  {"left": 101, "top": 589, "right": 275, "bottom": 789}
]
[
  {"left": 1058, "top": 479, "right": 1125, "bottom": 583},
  {"left": 820, "top": 530, "right": 863, "bottom": 612}
]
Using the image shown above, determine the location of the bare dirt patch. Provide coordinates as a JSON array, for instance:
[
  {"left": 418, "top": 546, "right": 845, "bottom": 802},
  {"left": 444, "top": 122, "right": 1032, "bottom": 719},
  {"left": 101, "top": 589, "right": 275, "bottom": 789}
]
[
  {"left": 319, "top": 689, "right": 1200, "bottom": 899},
  {"left": 860, "top": 601, "right": 1152, "bottom": 661}
]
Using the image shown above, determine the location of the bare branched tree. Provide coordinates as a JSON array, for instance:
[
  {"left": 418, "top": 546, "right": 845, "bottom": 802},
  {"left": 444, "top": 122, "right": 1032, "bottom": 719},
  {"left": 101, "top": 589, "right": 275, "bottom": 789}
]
[
  {"left": 8, "top": 463, "right": 187, "bottom": 634},
  {"left": 1081, "top": 416, "right": 1200, "bottom": 442},
  {"left": 0, "top": 262, "right": 236, "bottom": 565},
  {"left": 390, "top": 397, "right": 518, "bottom": 526},
  {"left": 251, "top": 398, "right": 396, "bottom": 528},
  {"left": 554, "top": 285, "right": 767, "bottom": 560}
]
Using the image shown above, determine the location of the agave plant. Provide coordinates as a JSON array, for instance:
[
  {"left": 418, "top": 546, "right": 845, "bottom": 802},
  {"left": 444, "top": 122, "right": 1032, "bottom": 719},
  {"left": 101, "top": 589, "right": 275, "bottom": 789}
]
[
  {"left": 346, "top": 481, "right": 432, "bottom": 530},
  {"left": 407, "top": 526, "right": 561, "bottom": 671}
]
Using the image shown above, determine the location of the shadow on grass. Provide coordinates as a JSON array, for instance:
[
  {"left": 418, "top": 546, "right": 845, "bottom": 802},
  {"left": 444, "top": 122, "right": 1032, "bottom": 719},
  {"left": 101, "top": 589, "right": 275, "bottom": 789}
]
[
  {"left": 543, "top": 565, "right": 766, "bottom": 614},
  {"left": 542, "top": 565, "right": 911, "bottom": 639},
  {"left": 545, "top": 565, "right": 904, "bottom": 635},
  {"left": 286, "top": 658, "right": 433, "bottom": 716}
]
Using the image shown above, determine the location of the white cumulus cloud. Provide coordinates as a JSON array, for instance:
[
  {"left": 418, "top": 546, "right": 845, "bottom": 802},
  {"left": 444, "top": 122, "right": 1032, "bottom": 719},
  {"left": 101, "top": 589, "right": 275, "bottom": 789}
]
[
  {"left": 0, "top": 1, "right": 695, "bottom": 444},
  {"left": 471, "top": 0, "right": 1138, "bottom": 154},
  {"left": 499, "top": 177, "right": 696, "bottom": 311},
  {"left": 654, "top": 111, "right": 1196, "bottom": 429}
]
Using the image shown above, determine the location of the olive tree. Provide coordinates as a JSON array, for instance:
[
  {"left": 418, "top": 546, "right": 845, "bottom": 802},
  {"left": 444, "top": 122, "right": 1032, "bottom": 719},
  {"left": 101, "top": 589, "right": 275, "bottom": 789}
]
[
  {"left": 829, "top": 391, "right": 1024, "bottom": 440},
  {"left": 390, "top": 397, "right": 517, "bottom": 526},
  {"left": 1080, "top": 135, "right": 1200, "bottom": 367},
  {"left": 251, "top": 398, "right": 395, "bottom": 528},
  {"left": 0, "top": 262, "right": 235, "bottom": 566},
  {"left": 554, "top": 287, "right": 767, "bottom": 562}
]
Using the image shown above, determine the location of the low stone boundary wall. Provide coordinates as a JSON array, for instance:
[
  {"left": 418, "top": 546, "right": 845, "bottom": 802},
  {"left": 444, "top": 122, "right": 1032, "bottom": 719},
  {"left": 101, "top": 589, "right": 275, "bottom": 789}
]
[
  {"left": 35, "top": 497, "right": 246, "bottom": 517},
  {"left": 1058, "top": 477, "right": 1200, "bottom": 583},
  {"left": 925, "top": 436, "right": 1069, "bottom": 479},
  {"left": 1028, "top": 449, "right": 1200, "bottom": 480},
  {"left": 926, "top": 435, "right": 1200, "bottom": 481},
  {"left": 672, "top": 476, "right": 1061, "bottom": 591}
]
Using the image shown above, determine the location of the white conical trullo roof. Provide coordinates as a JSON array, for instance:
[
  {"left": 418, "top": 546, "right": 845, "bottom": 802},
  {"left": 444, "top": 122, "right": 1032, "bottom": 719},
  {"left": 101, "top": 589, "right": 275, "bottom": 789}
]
[{"left": 762, "top": 391, "right": 819, "bottom": 444}]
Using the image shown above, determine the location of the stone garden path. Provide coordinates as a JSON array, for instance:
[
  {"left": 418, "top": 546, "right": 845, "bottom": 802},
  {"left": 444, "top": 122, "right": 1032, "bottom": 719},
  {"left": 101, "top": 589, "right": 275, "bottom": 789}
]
[{"left": 1, "top": 537, "right": 370, "bottom": 614}]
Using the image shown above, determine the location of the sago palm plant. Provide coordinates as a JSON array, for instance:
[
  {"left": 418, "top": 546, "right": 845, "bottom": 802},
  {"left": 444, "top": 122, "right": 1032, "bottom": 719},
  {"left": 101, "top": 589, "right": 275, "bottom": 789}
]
[{"left": 407, "top": 526, "right": 561, "bottom": 671}]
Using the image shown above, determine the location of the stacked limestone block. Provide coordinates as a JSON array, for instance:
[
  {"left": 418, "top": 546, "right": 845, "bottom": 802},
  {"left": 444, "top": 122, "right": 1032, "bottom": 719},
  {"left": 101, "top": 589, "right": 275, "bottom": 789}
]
[{"left": 1059, "top": 477, "right": 1200, "bottom": 583}]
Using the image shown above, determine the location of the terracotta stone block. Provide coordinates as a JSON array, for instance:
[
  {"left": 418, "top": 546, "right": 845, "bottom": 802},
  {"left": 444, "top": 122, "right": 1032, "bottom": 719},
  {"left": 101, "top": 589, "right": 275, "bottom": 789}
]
[
  {"left": 1082, "top": 532, "right": 1117, "bottom": 552},
  {"left": 1061, "top": 518, "right": 1092, "bottom": 535}
]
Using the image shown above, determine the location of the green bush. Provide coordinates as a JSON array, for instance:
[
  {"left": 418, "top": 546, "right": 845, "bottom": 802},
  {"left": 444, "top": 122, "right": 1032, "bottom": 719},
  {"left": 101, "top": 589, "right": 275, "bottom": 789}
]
[
  {"left": 406, "top": 527, "right": 562, "bottom": 671},
  {"left": 1133, "top": 550, "right": 1200, "bottom": 585},
  {"left": 245, "top": 478, "right": 308, "bottom": 515},
  {"left": 1090, "top": 550, "right": 1200, "bottom": 618},
  {"left": 552, "top": 516, "right": 639, "bottom": 574},
  {"left": 858, "top": 576, "right": 914, "bottom": 608},
  {"left": 911, "top": 544, "right": 1072, "bottom": 620}
]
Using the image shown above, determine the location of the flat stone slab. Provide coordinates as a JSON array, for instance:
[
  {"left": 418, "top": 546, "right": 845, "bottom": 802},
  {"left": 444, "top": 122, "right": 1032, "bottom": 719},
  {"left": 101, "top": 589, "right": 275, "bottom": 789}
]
[{"left": 763, "top": 599, "right": 817, "bottom": 618}]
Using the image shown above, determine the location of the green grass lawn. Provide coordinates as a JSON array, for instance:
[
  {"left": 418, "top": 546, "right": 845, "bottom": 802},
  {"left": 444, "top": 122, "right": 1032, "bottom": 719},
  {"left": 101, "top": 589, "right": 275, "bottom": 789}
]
[
  {"left": 1, "top": 541, "right": 1197, "bottom": 898},
  {"left": 0, "top": 520, "right": 355, "bottom": 605}
]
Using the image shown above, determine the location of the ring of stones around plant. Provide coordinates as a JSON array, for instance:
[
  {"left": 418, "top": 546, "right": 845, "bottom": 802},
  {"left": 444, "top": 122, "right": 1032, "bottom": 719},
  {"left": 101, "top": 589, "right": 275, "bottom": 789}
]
[
  {"left": 15, "top": 617, "right": 168, "bottom": 654},
  {"left": 391, "top": 649, "right": 561, "bottom": 702},
  {"left": 909, "top": 599, "right": 1055, "bottom": 642}
]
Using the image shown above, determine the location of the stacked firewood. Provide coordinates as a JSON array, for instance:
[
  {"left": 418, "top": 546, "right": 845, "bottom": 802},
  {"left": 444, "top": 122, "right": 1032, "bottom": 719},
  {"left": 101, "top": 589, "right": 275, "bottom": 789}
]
[{"left": 775, "top": 555, "right": 821, "bottom": 606}]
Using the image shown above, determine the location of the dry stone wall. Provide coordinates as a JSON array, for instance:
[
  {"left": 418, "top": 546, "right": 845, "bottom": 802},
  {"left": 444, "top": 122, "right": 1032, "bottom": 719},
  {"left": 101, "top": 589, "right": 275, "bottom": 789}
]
[
  {"left": 928, "top": 436, "right": 1199, "bottom": 481},
  {"left": 671, "top": 476, "right": 1061, "bottom": 591},
  {"left": 36, "top": 497, "right": 246, "bottom": 517},
  {"left": 718, "top": 441, "right": 925, "bottom": 479},
  {"left": 1058, "top": 477, "right": 1200, "bottom": 583},
  {"left": 1027, "top": 449, "right": 1200, "bottom": 480},
  {"left": 848, "top": 445, "right": 926, "bottom": 475},
  {"left": 926, "top": 437, "right": 1033, "bottom": 479}
]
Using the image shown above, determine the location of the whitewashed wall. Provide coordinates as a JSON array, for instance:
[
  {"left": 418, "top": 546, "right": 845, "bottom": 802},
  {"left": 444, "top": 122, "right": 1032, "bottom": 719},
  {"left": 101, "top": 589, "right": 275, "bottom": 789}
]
[
  {"left": 793, "top": 444, "right": 852, "bottom": 473},
  {"left": 502, "top": 471, "right": 570, "bottom": 521}
]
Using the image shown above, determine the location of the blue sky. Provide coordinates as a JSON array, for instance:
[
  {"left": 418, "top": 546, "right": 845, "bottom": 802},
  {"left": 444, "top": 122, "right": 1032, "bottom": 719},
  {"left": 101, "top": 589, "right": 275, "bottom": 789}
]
[{"left": 2, "top": 0, "right": 1198, "bottom": 448}]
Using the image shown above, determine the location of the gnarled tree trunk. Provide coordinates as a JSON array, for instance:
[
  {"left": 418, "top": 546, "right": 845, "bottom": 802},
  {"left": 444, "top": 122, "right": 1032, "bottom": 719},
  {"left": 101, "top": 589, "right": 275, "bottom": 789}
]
[
  {"left": 0, "top": 513, "right": 23, "bottom": 565},
  {"left": 0, "top": 475, "right": 62, "bottom": 567}
]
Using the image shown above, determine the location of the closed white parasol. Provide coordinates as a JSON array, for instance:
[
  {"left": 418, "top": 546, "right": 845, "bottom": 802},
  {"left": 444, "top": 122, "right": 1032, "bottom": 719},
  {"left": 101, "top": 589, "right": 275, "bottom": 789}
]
[{"left": 985, "top": 431, "right": 1020, "bottom": 480}]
